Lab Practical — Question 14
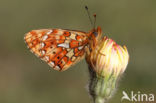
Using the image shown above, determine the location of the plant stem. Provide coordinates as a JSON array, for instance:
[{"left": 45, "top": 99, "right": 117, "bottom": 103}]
[{"left": 88, "top": 65, "right": 117, "bottom": 103}]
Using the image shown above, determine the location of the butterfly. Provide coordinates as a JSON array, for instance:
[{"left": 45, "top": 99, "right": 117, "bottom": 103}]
[
  {"left": 24, "top": 26, "right": 102, "bottom": 71},
  {"left": 24, "top": 6, "right": 102, "bottom": 71}
]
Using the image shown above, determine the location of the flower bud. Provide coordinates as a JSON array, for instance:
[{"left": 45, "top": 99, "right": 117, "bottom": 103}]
[
  {"left": 89, "top": 36, "right": 129, "bottom": 78},
  {"left": 86, "top": 37, "right": 129, "bottom": 103}
]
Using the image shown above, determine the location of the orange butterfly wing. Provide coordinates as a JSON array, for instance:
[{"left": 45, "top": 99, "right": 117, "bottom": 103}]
[{"left": 24, "top": 29, "right": 89, "bottom": 71}]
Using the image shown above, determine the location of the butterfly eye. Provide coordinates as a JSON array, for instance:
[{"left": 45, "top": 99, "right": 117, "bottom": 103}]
[{"left": 93, "top": 31, "right": 98, "bottom": 37}]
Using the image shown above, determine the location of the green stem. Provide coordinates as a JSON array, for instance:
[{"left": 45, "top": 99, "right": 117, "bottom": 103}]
[
  {"left": 88, "top": 65, "right": 117, "bottom": 103},
  {"left": 95, "top": 97, "right": 106, "bottom": 103}
]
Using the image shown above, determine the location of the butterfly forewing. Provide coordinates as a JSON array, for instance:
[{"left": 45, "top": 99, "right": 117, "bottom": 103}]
[{"left": 24, "top": 29, "right": 89, "bottom": 71}]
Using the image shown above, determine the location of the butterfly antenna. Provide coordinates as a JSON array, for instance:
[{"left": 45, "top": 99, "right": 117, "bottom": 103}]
[
  {"left": 93, "top": 14, "right": 96, "bottom": 29},
  {"left": 85, "top": 6, "right": 93, "bottom": 27}
]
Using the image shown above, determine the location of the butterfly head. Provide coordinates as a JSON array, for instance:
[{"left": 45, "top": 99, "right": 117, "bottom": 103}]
[
  {"left": 93, "top": 26, "right": 102, "bottom": 39},
  {"left": 88, "top": 26, "right": 102, "bottom": 42}
]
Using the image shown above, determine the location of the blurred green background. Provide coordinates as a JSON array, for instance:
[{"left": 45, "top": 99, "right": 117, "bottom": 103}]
[{"left": 0, "top": 0, "right": 155, "bottom": 103}]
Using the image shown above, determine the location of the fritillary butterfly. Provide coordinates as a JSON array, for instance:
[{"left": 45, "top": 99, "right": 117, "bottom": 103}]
[
  {"left": 24, "top": 27, "right": 102, "bottom": 71},
  {"left": 24, "top": 6, "right": 102, "bottom": 71}
]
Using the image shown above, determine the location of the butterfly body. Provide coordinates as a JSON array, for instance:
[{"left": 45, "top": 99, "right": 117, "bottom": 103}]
[{"left": 24, "top": 27, "right": 102, "bottom": 71}]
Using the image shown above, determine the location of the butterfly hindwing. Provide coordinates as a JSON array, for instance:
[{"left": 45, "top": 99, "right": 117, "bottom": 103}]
[{"left": 24, "top": 29, "right": 89, "bottom": 71}]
